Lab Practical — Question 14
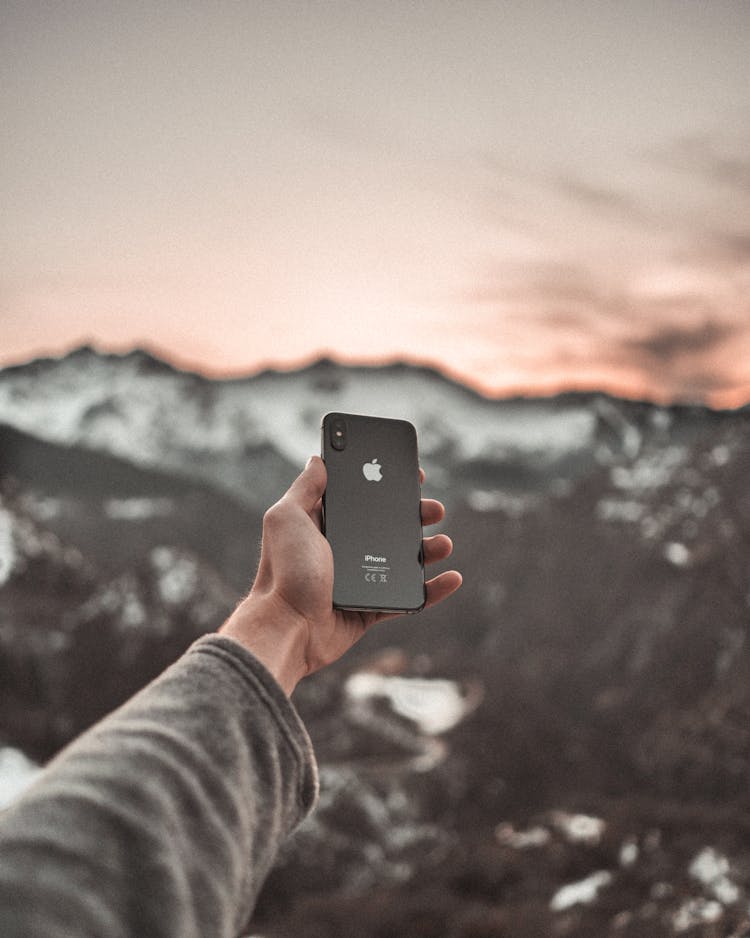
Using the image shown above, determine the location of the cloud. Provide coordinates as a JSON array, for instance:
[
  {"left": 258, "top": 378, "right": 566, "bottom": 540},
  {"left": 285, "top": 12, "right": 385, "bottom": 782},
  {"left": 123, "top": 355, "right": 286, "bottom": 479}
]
[
  {"left": 528, "top": 319, "right": 745, "bottom": 403},
  {"left": 621, "top": 317, "right": 738, "bottom": 363},
  {"left": 466, "top": 260, "right": 612, "bottom": 311},
  {"left": 718, "top": 231, "right": 750, "bottom": 262},
  {"left": 554, "top": 176, "right": 649, "bottom": 225},
  {"left": 591, "top": 311, "right": 747, "bottom": 402},
  {"left": 460, "top": 126, "right": 750, "bottom": 403},
  {"left": 681, "top": 229, "right": 750, "bottom": 270},
  {"left": 652, "top": 132, "right": 750, "bottom": 196},
  {"left": 462, "top": 254, "right": 749, "bottom": 401}
]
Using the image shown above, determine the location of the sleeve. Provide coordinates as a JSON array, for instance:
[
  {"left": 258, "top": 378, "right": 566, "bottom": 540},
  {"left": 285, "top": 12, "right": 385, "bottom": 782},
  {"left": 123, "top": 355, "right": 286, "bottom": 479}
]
[{"left": 0, "top": 634, "right": 319, "bottom": 938}]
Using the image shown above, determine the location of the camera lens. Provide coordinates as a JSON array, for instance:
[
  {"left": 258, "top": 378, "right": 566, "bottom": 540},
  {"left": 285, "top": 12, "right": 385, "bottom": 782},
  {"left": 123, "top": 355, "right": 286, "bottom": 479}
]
[{"left": 331, "top": 418, "right": 346, "bottom": 451}]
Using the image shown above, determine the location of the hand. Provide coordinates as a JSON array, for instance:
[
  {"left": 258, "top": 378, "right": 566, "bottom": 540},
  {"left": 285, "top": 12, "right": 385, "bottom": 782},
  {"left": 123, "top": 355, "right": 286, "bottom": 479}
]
[{"left": 219, "top": 456, "right": 462, "bottom": 694}]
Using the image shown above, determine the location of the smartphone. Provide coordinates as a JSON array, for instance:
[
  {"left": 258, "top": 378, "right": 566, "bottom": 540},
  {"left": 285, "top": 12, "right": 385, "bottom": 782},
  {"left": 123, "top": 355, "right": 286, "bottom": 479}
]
[{"left": 321, "top": 412, "right": 426, "bottom": 613}]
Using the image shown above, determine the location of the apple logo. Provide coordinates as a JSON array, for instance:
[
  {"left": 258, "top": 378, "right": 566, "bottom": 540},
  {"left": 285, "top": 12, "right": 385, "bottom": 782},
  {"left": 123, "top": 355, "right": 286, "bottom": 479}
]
[{"left": 362, "top": 458, "right": 383, "bottom": 482}]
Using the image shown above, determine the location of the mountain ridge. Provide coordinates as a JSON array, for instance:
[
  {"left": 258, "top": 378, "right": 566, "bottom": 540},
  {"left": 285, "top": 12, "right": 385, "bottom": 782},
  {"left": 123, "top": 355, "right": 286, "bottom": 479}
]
[{"left": 2, "top": 342, "right": 745, "bottom": 413}]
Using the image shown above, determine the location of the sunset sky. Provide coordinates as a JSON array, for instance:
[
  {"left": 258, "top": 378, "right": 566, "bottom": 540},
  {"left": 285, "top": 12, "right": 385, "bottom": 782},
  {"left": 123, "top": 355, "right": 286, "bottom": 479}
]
[{"left": 2, "top": 1, "right": 749, "bottom": 405}]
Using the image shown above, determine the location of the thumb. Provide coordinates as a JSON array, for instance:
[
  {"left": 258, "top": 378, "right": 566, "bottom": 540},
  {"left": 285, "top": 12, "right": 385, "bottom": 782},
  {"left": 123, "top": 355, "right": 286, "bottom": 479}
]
[{"left": 284, "top": 455, "right": 327, "bottom": 512}]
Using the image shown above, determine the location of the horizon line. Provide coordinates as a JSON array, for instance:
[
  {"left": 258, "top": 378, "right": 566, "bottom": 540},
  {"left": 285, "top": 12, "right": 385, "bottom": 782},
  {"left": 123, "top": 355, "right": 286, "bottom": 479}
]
[{"left": 1, "top": 338, "right": 748, "bottom": 413}]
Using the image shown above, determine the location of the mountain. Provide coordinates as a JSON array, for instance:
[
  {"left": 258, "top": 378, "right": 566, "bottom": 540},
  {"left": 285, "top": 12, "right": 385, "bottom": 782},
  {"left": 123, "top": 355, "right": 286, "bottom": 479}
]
[
  {"left": 0, "top": 344, "right": 669, "bottom": 508},
  {"left": 1, "top": 345, "right": 749, "bottom": 937}
]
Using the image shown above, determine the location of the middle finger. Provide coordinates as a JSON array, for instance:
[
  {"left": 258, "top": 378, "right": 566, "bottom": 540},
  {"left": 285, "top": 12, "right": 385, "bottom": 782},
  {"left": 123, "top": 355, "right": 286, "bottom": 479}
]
[
  {"left": 422, "top": 533, "right": 453, "bottom": 565},
  {"left": 421, "top": 498, "right": 445, "bottom": 526}
]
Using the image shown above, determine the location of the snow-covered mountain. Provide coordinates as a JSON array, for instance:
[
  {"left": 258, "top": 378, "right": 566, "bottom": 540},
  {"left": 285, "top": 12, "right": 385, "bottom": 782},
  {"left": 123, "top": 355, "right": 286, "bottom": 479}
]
[
  {"left": 2, "top": 345, "right": 750, "bottom": 938},
  {"left": 0, "top": 344, "right": 657, "bottom": 508},
  {"left": 0, "top": 345, "right": 596, "bottom": 462}
]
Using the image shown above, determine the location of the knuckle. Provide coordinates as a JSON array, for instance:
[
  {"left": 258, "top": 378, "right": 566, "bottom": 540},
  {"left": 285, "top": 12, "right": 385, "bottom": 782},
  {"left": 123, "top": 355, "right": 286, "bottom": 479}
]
[{"left": 263, "top": 501, "right": 286, "bottom": 528}]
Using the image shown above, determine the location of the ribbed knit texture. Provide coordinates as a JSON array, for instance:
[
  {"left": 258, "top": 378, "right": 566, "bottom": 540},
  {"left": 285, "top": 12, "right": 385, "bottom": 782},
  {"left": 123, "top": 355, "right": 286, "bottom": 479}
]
[{"left": 0, "top": 634, "right": 318, "bottom": 938}]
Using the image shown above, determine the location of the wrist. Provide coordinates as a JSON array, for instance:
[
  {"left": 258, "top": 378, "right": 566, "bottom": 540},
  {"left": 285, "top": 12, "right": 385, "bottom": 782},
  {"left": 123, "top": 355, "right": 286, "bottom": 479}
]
[{"left": 218, "top": 592, "right": 309, "bottom": 696}]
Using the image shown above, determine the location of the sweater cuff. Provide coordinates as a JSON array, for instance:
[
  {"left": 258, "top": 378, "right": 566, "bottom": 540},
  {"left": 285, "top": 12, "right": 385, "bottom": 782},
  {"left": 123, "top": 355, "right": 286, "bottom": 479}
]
[{"left": 186, "top": 633, "right": 319, "bottom": 820}]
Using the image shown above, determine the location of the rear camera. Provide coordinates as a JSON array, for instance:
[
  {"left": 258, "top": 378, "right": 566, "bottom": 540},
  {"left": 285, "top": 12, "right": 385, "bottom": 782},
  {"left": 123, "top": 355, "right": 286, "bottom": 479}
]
[{"left": 331, "top": 418, "right": 347, "bottom": 451}]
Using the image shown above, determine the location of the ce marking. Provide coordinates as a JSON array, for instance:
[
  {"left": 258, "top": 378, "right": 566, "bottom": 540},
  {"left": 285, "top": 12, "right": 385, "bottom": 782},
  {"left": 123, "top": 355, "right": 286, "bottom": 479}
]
[{"left": 364, "top": 572, "right": 388, "bottom": 583}]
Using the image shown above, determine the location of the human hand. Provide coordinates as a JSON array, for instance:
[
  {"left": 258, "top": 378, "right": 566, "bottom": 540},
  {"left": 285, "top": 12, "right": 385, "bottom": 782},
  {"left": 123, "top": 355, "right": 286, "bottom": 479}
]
[{"left": 219, "top": 456, "right": 461, "bottom": 695}]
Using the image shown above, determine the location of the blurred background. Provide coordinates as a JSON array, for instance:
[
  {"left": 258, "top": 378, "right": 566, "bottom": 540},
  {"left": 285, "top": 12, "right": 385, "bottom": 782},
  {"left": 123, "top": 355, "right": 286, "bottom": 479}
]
[{"left": 1, "top": 3, "right": 750, "bottom": 936}]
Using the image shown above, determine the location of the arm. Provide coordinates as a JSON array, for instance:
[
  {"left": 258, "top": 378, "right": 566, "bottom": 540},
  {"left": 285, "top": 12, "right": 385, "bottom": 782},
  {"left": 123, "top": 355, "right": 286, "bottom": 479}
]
[
  {"left": 0, "top": 456, "right": 460, "bottom": 937},
  {"left": 0, "top": 636, "right": 317, "bottom": 938}
]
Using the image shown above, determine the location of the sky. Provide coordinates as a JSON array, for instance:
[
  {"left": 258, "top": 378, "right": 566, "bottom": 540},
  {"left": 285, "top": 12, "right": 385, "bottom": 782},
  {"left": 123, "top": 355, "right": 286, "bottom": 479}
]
[{"left": 1, "top": 1, "right": 749, "bottom": 406}]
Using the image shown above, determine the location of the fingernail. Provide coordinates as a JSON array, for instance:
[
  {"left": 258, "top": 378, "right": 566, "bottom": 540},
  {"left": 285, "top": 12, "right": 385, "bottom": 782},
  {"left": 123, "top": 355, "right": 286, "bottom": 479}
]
[{"left": 305, "top": 455, "right": 314, "bottom": 469}]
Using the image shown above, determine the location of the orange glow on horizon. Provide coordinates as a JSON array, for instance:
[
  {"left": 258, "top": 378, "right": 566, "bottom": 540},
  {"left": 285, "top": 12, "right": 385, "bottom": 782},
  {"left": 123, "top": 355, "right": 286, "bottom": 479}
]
[{"left": 2, "top": 337, "right": 748, "bottom": 412}]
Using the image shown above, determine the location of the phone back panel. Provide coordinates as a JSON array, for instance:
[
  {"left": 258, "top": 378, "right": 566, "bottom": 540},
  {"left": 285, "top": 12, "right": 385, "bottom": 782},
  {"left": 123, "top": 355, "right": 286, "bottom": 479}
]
[{"left": 321, "top": 412, "right": 425, "bottom": 613}]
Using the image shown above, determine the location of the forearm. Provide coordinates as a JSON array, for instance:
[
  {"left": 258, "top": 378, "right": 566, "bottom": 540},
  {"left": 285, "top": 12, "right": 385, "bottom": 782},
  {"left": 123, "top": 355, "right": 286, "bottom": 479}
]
[
  {"left": 0, "top": 635, "right": 318, "bottom": 938},
  {"left": 219, "top": 593, "right": 310, "bottom": 696}
]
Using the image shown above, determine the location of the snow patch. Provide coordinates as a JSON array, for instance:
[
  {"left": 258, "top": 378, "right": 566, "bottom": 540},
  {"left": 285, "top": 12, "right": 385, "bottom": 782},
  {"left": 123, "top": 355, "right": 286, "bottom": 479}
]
[
  {"left": 0, "top": 507, "right": 17, "bottom": 586},
  {"left": 551, "top": 811, "right": 606, "bottom": 845},
  {"left": 0, "top": 747, "right": 41, "bottom": 809},
  {"left": 594, "top": 397, "right": 641, "bottom": 458},
  {"left": 611, "top": 446, "right": 686, "bottom": 491},
  {"left": 716, "top": 627, "right": 745, "bottom": 676},
  {"left": 120, "top": 591, "right": 147, "bottom": 629},
  {"left": 664, "top": 542, "right": 690, "bottom": 567},
  {"left": 673, "top": 898, "right": 723, "bottom": 932},
  {"left": 651, "top": 881, "right": 673, "bottom": 899},
  {"left": 619, "top": 838, "right": 639, "bottom": 867},
  {"left": 105, "top": 498, "right": 173, "bottom": 520},
  {"left": 345, "top": 673, "right": 474, "bottom": 734},
  {"left": 466, "top": 490, "right": 536, "bottom": 515},
  {"left": 651, "top": 408, "right": 672, "bottom": 431},
  {"left": 689, "top": 847, "right": 739, "bottom": 904},
  {"left": 19, "top": 494, "right": 63, "bottom": 521},
  {"left": 550, "top": 870, "right": 613, "bottom": 911},
  {"left": 495, "top": 823, "right": 551, "bottom": 849},
  {"left": 710, "top": 444, "right": 730, "bottom": 467},
  {"left": 150, "top": 547, "right": 198, "bottom": 605},
  {"left": 596, "top": 499, "right": 644, "bottom": 523}
]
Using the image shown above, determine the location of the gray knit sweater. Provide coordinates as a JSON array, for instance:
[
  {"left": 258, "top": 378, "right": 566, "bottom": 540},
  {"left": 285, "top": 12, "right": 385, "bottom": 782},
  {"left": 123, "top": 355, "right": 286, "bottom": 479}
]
[{"left": 0, "top": 634, "right": 319, "bottom": 937}]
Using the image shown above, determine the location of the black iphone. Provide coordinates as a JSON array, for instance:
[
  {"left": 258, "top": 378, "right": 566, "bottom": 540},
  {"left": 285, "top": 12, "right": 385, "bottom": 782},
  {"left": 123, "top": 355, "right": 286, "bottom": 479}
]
[{"left": 321, "top": 412, "right": 426, "bottom": 613}]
